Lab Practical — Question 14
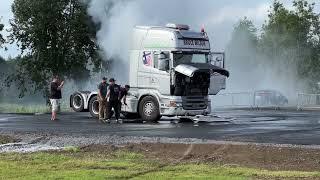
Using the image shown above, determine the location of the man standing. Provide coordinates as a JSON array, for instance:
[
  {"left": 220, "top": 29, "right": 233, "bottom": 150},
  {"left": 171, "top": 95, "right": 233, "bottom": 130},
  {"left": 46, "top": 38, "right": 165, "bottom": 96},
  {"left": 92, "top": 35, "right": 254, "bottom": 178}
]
[
  {"left": 50, "top": 76, "right": 64, "bottom": 121},
  {"left": 106, "top": 78, "right": 121, "bottom": 122},
  {"left": 98, "top": 77, "right": 109, "bottom": 121}
]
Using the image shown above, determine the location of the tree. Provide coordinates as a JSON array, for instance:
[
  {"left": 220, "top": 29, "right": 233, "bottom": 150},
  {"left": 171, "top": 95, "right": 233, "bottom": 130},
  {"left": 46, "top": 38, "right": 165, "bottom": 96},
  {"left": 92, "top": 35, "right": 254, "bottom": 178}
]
[
  {"left": 226, "top": 17, "right": 259, "bottom": 90},
  {"left": 0, "top": 56, "right": 7, "bottom": 81},
  {"left": 0, "top": 20, "right": 5, "bottom": 48},
  {"left": 8, "top": 0, "right": 101, "bottom": 97},
  {"left": 0, "top": 56, "right": 15, "bottom": 100},
  {"left": 260, "top": 0, "right": 320, "bottom": 89},
  {"left": 227, "top": 17, "right": 258, "bottom": 65}
]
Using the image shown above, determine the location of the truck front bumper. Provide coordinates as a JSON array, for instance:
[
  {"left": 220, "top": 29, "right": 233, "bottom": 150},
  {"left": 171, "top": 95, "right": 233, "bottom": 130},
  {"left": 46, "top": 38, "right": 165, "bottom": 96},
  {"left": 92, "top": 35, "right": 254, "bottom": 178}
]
[
  {"left": 160, "top": 107, "right": 211, "bottom": 116},
  {"left": 159, "top": 97, "right": 211, "bottom": 116}
]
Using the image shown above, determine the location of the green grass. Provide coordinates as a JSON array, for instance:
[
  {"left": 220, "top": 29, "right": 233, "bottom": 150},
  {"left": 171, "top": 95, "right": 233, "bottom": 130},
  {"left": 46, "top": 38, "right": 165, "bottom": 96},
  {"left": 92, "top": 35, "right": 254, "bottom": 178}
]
[
  {"left": 0, "top": 103, "right": 50, "bottom": 114},
  {"left": 0, "top": 103, "right": 71, "bottom": 114},
  {"left": 0, "top": 151, "right": 319, "bottom": 180}
]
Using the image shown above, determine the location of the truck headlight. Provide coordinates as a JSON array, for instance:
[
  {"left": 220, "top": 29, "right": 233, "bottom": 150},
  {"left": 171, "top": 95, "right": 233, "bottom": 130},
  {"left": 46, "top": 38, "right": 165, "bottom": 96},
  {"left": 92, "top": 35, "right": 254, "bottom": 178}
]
[
  {"left": 165, "top": 101, "right": 182, "bottom": 108},
  {"left": 169, "top": 101, "right": 177, "bottom": 107},
  {"left": 170, "top": 101, "right": 183, "bottom": 107}
]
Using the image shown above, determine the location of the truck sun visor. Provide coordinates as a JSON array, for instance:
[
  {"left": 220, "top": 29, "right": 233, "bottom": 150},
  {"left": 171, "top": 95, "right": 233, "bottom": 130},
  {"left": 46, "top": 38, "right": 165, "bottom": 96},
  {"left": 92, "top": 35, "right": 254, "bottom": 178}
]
[
  {"left": 175, "top": 63, "right": 229, "bottom": 78},
  {"left": 166, "top": 23, "right": 190, "bottom": 30}
]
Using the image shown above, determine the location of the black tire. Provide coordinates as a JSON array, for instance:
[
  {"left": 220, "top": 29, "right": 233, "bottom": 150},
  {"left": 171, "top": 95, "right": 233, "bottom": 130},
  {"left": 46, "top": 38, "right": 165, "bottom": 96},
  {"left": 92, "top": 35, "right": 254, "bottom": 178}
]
[
  {"left": 89, "top": 96, "right": 99, "bottom": 118},
  {"left": 138, "top": 96, "right": 161, "bottom": 122},
  {"left": 71, "top": 92, "right": 85, "bottom": 112},
  {"left": 122, "top": 112, "right": 140, "bottom": 119}
]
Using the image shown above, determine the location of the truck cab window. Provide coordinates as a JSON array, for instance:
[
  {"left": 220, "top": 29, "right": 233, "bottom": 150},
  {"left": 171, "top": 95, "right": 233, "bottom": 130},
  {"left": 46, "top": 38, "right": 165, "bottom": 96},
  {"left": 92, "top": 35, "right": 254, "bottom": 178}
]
[
  {"left": 173, "top": 53, "right": 209, "bottom": 67},
  {"left": 157, "top": 51, "right": 170, "bottom": 71}
]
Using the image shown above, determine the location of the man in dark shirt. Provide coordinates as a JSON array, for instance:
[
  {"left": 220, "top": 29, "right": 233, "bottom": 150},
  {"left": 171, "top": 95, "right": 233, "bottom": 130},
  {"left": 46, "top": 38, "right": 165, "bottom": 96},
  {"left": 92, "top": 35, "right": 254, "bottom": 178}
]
[
  {"left": 119, "top": 85, "right": 130, "bottom": 112},
  {"left": 106, "top": 78, "right": 121, "bottom": 122},
  {"left": 98, "top": 77, "right": 109, "bottom": 120},
  {"left": 50, "top": 76, "right": 64, "bottom": 121}
]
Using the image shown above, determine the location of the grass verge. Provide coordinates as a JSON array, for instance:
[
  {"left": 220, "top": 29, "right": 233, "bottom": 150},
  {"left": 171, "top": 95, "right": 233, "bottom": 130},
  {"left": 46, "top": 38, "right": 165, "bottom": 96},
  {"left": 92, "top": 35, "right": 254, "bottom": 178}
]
[
  {"left": 0, "top": 103, "right": 50, "bottom": 114},
  {"left": 0, "top": 150, "right": 319, "bottom": 180}
]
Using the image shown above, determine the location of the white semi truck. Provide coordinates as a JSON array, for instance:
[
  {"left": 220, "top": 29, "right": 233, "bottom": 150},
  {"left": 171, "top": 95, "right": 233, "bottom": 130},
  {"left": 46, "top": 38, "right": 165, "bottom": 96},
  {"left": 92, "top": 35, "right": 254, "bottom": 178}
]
[{"left": 70, "top": 24, "right": 229, "bottom": 122}]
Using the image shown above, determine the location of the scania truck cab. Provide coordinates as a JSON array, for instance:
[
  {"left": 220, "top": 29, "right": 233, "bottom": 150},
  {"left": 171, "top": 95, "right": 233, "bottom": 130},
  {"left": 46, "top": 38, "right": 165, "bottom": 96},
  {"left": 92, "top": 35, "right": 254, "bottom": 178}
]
[{"left": 70, "top": 24, "right": 229, "bottom": 122}]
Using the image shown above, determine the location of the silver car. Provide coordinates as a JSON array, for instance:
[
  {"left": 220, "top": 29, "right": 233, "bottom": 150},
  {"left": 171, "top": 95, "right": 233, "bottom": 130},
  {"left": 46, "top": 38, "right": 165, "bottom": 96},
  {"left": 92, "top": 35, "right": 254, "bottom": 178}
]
[{"left": 254, "top": 90, "right": 288, "bottom": 107}]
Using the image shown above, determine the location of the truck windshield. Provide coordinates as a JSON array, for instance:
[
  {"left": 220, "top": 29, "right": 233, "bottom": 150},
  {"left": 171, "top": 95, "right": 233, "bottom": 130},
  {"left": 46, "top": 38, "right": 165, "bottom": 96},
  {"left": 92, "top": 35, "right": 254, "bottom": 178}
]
[{"left": 173, "top": 53, "right": 209, "bottom": 67}]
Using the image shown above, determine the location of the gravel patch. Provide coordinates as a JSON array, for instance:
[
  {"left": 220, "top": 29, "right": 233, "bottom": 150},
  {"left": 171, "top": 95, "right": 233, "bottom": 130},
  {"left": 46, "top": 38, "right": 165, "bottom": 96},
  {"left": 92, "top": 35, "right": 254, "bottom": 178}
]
[
  {"left": 0, "top": 142, "right": 62, "bottom": 153},
  {"left": 1, "top": 132, "right": 320, "bottom": 151}
]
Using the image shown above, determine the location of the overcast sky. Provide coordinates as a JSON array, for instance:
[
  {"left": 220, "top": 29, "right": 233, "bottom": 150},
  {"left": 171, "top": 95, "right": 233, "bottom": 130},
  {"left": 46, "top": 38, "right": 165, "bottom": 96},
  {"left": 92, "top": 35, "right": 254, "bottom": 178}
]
[{"left": 0, "top": 0, "right": 319, "bottom": 59}]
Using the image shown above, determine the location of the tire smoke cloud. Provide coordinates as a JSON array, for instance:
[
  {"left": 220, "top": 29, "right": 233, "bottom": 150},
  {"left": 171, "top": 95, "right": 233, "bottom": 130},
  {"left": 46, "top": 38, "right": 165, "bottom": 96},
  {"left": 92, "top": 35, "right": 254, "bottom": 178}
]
[
  {"left": 87, "top": 0, "right": 307, "bottom": 106},
  {"left": 87, "top": 0, "right": 268, "bottom": 83}
]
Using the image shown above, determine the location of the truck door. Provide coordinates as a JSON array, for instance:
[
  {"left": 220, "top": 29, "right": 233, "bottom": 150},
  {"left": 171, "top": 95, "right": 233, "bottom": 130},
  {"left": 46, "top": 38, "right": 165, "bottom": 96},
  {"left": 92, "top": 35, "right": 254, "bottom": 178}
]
[
  {"left": 149, "top": 51, "right": 171, "bottom": 95},
  {"left": 209, "top": 52, "right": 227, "bottom": 95},
  {"left": 138, "top": 51, "right": 152, "bottom": 88}
]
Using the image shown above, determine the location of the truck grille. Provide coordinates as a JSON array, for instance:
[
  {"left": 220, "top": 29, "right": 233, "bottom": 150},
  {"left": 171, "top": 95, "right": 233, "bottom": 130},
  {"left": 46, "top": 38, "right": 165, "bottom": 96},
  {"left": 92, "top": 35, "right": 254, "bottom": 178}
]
[{"left": 182, "top": 96, "right": 208, "bottom": 110}]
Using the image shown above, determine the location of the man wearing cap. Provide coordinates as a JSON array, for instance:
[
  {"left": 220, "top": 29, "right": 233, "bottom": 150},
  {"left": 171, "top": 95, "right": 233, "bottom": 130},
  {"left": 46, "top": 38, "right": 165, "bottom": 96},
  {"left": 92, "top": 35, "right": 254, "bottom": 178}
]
[
  {"left": 98, "top": 77, "right": 109, "bottom": 121},
  {"left": 106, "top": 78, "right": 121, "bottom": 122}
]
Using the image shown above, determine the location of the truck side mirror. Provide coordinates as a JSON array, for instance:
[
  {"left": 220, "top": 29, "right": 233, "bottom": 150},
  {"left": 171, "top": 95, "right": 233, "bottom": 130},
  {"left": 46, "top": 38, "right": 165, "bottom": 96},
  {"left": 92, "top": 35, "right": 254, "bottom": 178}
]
[
  {"left": 210, "top": 52, "right": 225, "bottom": 68},
  {"left": 216, "top": 56, "right": 222, "bottom": 62}
]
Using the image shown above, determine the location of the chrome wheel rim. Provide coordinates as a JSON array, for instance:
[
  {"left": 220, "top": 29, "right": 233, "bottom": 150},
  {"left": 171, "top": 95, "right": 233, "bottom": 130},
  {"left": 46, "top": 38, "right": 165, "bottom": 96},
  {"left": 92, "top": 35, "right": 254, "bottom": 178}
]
[
  {"left": 144, "top": 102, "right": 154, "bottom": 117},
  {"left": 92, "top": 100, "right": 99, "bottom": 115},
  {"left": 72, "top": 95, "right": 82, "bottom": 109}
]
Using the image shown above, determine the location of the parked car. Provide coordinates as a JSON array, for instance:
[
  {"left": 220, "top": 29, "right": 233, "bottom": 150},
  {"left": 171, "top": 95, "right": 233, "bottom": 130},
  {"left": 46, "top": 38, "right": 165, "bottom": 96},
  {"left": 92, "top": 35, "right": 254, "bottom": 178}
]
[{"left": 254, "top": 90, "right": 288, "bottom": 107}]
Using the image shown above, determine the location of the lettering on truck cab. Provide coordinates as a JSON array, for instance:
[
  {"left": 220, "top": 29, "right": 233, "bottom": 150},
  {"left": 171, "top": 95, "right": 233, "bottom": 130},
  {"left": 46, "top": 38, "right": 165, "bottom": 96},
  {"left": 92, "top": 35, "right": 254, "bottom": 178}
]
[{"left": 183, "top": 39, "right": 206, "bottom": 46}]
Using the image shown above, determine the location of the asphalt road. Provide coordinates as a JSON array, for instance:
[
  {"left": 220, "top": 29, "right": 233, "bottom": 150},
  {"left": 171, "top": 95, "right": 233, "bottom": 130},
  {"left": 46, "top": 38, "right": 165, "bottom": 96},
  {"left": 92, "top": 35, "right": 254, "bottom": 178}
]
[{"left": 1, "top": 109, "right": 320, "bottom": 145}]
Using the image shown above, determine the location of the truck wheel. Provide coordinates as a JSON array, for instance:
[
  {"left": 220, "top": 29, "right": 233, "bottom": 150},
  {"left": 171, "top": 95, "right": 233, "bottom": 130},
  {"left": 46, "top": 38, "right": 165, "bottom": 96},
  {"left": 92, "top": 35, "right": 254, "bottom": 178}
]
[
  {"left": 89, "top": 96, "right": 99, "bottom": 118},
  {"left": 139, "top": 96, "right": 161, "bottom": 122},
  {"left": 71, "top": 92, "right": 84, "bottom": 112}
]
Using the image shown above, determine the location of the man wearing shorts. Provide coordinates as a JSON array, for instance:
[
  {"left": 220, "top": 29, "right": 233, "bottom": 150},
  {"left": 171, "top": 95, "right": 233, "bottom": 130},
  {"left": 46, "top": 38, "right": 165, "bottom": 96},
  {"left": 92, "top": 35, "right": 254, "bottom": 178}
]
[{"left": 50, "top": 76, "right": 64, "bottom": 121}]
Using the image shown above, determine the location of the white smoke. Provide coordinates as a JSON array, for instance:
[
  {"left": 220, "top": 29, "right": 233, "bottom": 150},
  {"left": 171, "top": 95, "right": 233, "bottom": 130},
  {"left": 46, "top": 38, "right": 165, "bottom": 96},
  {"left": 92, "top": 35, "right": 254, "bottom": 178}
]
[
  {"left": 87, "top": 0, "right": 306, "bottom": 105},
  {"left": 87, "top": 0, "right": 269, "bottom": 83}
]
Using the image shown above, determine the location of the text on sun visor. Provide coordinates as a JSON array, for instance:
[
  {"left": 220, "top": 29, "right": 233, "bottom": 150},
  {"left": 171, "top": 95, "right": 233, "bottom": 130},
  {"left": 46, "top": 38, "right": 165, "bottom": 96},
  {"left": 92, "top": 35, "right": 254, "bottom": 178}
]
[{"left": 183, "top": 39, "right": 206, "bottom": 46}]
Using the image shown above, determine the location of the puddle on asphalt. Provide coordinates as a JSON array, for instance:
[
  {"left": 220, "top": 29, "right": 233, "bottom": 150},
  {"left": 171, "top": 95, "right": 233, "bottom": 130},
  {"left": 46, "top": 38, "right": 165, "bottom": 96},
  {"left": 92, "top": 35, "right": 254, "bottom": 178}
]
[
  {"left": 0, "top": 143, "right": 62, "bottom": 153},
  {"left": 247, "top": 125, "right": 304, "bottom": 131},
  {"left": 160, "top": 115, "right": 234, "bottom": 124},
  {"left": 252, "top": 117, "right": 278, "bottom": 121},
  {"left": 0, "top": 116, "right": 19, "bottom": 122}
]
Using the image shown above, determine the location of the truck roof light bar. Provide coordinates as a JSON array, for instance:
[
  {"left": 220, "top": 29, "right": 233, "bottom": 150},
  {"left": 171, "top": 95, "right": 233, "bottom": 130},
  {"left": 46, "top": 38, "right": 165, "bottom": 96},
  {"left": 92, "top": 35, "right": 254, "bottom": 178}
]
[{"left": 166, "top": 23, "right": 190, "bottom": 30}]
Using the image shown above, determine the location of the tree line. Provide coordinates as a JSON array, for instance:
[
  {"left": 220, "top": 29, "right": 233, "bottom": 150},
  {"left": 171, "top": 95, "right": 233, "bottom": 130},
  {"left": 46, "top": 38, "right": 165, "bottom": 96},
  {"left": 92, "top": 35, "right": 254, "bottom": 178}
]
[
  {"left": 1, "top": 0, "right": 102, "bottom": 98},
  {"left": 227, "top": 0, "right": 320, "bottom": 92},
  {"left": 0, "top": 0, "right": 319, "bottom": 99}
]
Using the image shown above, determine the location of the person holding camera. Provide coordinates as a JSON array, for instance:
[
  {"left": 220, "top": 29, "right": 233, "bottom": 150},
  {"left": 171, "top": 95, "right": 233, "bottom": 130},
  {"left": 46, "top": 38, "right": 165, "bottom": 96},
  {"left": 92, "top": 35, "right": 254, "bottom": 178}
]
[{"left": 50, "top": 75, "right": 64, "bottom": 121}]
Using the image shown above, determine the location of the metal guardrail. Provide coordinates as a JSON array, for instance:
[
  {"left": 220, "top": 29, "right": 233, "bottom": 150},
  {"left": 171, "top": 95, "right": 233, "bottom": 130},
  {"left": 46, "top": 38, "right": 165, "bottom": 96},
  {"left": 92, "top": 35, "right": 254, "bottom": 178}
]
[
  {"left": 213, "top": 92, "right": 320, "bottom": 111},
  {"left": 297, "top": 93, "right": 320, "bottom": 110},
  {"left": 212, "top": 92, "right": 289, "bottom": 109},
  {"left": 212, "top": 92, "right": 255, "bottom": 108}
]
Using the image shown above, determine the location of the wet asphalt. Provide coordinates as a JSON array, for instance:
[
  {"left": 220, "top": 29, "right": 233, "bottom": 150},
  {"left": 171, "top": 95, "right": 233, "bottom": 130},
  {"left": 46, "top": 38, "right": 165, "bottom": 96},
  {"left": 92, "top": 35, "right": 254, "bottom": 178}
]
[{"left": 1, "top": 109, "right": 320, "bottom": 145}]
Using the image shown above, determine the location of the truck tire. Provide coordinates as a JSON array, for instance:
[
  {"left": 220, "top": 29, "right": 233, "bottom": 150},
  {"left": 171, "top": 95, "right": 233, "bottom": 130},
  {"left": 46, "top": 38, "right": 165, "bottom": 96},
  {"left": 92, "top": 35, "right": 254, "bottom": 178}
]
[
  {"left": 71, "top": 92, "right": 85, "bottom": 112},
  {"left": 139, "top": 96, "right": 161, "bottom": 122},
  {"left": 89, "top": 96, "right": 99, "bottom": 118}
]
